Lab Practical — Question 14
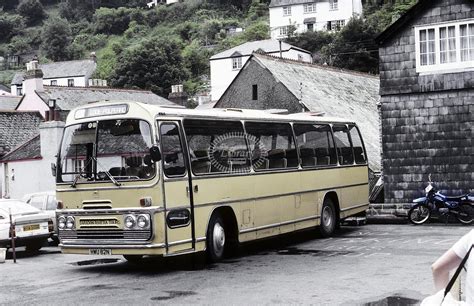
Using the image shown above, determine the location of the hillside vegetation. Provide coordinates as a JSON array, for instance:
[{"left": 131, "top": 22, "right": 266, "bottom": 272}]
[{"left": 0, "top": 0, "right": 416, "bottom": 97}]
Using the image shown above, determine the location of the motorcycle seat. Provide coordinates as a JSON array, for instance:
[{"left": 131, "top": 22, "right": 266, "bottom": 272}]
[{"left": 444, "top": 194, "right": 471, "bottom": 201}]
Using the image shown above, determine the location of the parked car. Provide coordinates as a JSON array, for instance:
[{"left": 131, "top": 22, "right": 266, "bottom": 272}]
[
  {"left": 0, "top": 199, "right": 52, "bottom": 251},
  {"left": 22, "top": 191, "right": 58, "bottom": 243}
]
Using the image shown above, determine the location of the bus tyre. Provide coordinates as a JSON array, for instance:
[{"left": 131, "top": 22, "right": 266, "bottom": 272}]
[
  {"left": 206, "top": 213, "right": 226, "bottom": 263},
  {"left": 319, "top": 198, "right": 336, "bottom": 238}
]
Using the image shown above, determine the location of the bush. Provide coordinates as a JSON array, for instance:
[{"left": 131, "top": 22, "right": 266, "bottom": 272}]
[
  {"left": 93, "top": 7, "right": 135, "bottom": 35},
  {"left": 0, "top": 13, "right": 25, "bottom": 43},
  {"left": 40, "top": 17, "right": 73, "bottom": 61},
  {"left": 17, "top": 0, "right": 46, "bottom": 26}
]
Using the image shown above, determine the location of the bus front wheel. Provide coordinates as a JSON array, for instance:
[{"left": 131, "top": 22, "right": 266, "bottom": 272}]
[
  {"left": 319, "top": 198, "right": 336, "bottom": 238},
  {"left": 206, "top": 213, "right": 226, "bottom": 263}
]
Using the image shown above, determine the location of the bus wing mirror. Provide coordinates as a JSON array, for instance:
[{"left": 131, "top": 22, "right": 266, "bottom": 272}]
[
  {"left": 51, "top": 163, "right": 57, "bottom": 177},
  {"left": 150, "top": 146, "right": 161, "bottom": 162}
]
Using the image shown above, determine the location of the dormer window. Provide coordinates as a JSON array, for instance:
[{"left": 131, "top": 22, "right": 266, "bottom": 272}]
[
  {"left": 232, "top": 57, "right": 242, "bottom": 70},
  {"left": 415, "top": 19, "right": 474, "bottom": 74},
  {"left": 283, "top": 6, "right": 291, "bottom": 16}
]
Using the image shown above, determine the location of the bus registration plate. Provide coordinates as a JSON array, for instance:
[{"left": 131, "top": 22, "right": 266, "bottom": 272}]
[{"left": 89, "top": 249, "right": 112, "bottom": 256}]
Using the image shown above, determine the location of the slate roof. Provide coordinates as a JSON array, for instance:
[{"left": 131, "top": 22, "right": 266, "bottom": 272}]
[
  {"left": 219, "top": 53, "right": 382, "bottom": 172},
  {"left": 0, "top": 111, "right": 42, "bottom": 157},
  {"left": 0, "top": 84, "right": 10, "bottom": 92},
  {"left": 0, "top": 96, "right": 21, "bottom": 110},
  {"left": 269, "top": 0, "right": 315, "bottom": 8},
  {"left": 210, "top": 39, "right": 311, "bottom": 60},
  {"left": 1, "top": 135, "right": 41, "bottom": 162},
  {"left": 10, "top": 59, "right": 96, "bottom": 85},
  {"left": 35, "top": 86, "right": 176, "bottom": 111}
]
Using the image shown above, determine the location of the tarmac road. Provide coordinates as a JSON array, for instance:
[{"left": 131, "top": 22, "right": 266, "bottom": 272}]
[{"left": 0, "top": 223, "right": 471, "bottom": 305}]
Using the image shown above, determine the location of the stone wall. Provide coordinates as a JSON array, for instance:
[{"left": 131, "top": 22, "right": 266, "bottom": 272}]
[
  {"left": 379, "top": 0, "right": 474, "bottom": 203},
  {"left": 216, "top": 59, "right": 300, "bottom": 113}
]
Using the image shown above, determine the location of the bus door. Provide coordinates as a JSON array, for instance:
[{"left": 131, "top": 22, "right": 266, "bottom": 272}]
[{"left": 158, "top": 121, "right": 195, "bottom": 255}]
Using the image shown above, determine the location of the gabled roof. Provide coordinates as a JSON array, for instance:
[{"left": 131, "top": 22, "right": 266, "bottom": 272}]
[
  {"left": 218, "top": 53, "right": 381, "bottom": 171},
  {"left": 0, "top": 96, "right": 21, "bottom": 110},
  {"left": 10, "top": 59, "right": 96, "bottom": 85},
  {"left": 34, "top": 86, "right": 176, "bottom": 111},
  {"left": 210, "top": 39, "right": 311, "bottom": 60},
  {"left": 269, "top": 0, "right": 315, "bottom": 8},
  {"left": 0, "top": 135, "right": 41, "bottom": 162},
  {"left": 0, "top": 111, "right": 42, "bottom": 157},
  {"left": 376, "top": 0, "right": 433, "bottom": 46}
]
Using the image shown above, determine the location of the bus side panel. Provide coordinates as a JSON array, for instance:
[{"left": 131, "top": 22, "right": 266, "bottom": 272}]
[{"left": 335, "top": 166, "right": 369, "bottom": 217}]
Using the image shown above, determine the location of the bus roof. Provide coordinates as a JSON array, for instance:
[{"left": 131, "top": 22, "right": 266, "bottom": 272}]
[{"left": 66, "top": 100, "right": 357, "bottom": 125}]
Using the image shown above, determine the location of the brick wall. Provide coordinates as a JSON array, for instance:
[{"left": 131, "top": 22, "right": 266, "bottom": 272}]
[{"left": 379, "top": 0, "right": 474, "bottom": 203}]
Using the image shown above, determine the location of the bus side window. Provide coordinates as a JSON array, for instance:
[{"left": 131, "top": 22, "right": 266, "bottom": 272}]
[
  {"left": 160, "top": 123, "right": 186, "bottom": 177},
  {"left": 245, "top": 122, "right": 297, "bottom": 170},
  {"left": 349, "top": 125, "right": 367, "bottom": 164},
  {"left": 184, "top": 119, "right": 250, "bottom": 175},
  {"left": 332, "top": 125, "right": 354, "bottom": 165},
  {"left": 294, "top": 123, "right": 336, "bottom": 167}
]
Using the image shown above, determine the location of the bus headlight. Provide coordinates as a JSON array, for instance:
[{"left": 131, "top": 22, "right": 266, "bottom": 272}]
[
  {"left": 66, "top": 216, "right": 75, "bottom": 229},
  {"left": 124, "top": 215, "right": 136, "bottom": 229},
  {"left": 58, "top": 216, "right": 66, "bottom": 229},
  {"left": 137, "top": 215, "right": 149, "bottom": 229}
]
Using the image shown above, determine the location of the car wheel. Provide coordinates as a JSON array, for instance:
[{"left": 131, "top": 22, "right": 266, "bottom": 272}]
[
  {"left": 123, "top": 255, "right": 144, "bottom": 263},
  {"left": 319, "top": 198, "right": 336, "bottom": 238},
  {"left": 206, "top": 213, "right": 226, "bottom": 263}
]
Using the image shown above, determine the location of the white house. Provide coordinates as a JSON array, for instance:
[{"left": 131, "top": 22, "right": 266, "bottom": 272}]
[
  {"left": 147, "top": 0, "right": 179, "bottom": 8},
  {"left": 269, "top": 0, "right": 363, "bottom": 39},
  {"left": 11, "top": 55, "right": 97, "bottom": 96},
  {"left": 210, "top": 39, "right": 312, "bottom": 101}
]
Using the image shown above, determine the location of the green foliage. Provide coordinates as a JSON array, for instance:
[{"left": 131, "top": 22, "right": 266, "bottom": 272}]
[
  {"left": 93, "top": 37, "right": 120, "bottom": 79},
  {"left": 246, "top": 0, "right": 268, "bottom": 21},
  {"left": 0, "top": 13, "right": 24, "bottom": 43},
  {"left": 17, "top": 0, "right": 46, "bottom": 26},
  {"left": 93, "top": 7, "right": 137, "bottom": 35},
  {"left": 0, "top": 70, "right": 17, "bottom": 85},
  {"left": 110, "top": 38, "right": 189, "bottom": 96},
  {"left": 58, "top": 0, "right": 96, "bottom": 21},
  {"left": 182, "top": 40, "right": 211, "bottom": 77},
  {"left": 285, "top": 30, "right": 334, "bottom": 61},
  {"left": 40, "top": 17, "right": 72, "bottom": 61},
  {"left": 1, "top": 0, "right": 20, "bottom": 11}
]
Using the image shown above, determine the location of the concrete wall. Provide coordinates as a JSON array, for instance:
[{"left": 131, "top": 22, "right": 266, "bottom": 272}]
[
  {"left": 379, "top": 0, "right": 474, "bottom": 203},
  {"left": 217, "top": 59, "right": 301, "bottom": 113},
  {"left": 269, "top": 0, "right": 362, "bottom": 39}
]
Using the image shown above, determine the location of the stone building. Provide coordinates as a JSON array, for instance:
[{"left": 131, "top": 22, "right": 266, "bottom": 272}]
[
  {"left": 376, "top": 0, "right": 473, "bottom": 203},
  {"left": 215, "top": 53, "right": 381, "bottom": 176}
]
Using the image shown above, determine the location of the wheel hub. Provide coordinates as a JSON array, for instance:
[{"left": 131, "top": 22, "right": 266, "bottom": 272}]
[{"left": 213, "top": 223, "right": 225, "bottom": 254}]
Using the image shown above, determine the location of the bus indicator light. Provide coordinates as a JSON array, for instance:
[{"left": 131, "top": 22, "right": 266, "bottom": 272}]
[{"left": 140, "top": 197, "right": 152, "bottom": 207}]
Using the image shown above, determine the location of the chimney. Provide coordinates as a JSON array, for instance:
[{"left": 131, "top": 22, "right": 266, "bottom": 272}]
[
  {"left": 168, "top": 84, "right": 188, "bottom": 107},
  {"left": 23, "top": 58, "right": 44, "bottom": 94},
  {"left": 90, "top": 52, "right": 97, "bottom": 63},
  {"left": 39, "top": 120, "right": 65, "bottom": 191}
]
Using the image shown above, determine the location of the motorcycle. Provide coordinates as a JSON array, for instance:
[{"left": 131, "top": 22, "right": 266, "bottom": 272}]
[{"left": 408, "top": 182, "right": 474, "bottom": 225}]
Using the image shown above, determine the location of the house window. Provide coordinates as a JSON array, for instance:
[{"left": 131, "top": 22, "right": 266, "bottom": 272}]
[
  {"left": 67, "top": 79, "right": 74, "bottom": 87},
  {"left": 50, "top": 80, "right": 57, "bottom": 86},
  {"left": 283, "top": 6, "right": 291, "bottom": 16},
  {"left": 252, "top": 85, "right": 258, "bottom": 100},
  {"left": 307, "top": 23, "right": 314, "bottom": 32},
  {"left": 280, "top": 26, "right": 289, "bottom": 36},
  {"left": 328, "top": 20, "right": 345, "bottom": 31},
  {"left": 415, "top": 20, "right": 474, "bottom": 73},
  {"left": 16, "top": 88, "right": 22, "bottom": 96},
  {"left": 298, "top": 54, "right": 303, "bottom": 61},
  {"left": 232, "top": 57, "right": 242, "bottom": 70},
  {"left": 329, "top": 0, "right": 338, "bottom": 10},
  {"left": 304, "top": 3, "right": 316, "bottom": 13}
]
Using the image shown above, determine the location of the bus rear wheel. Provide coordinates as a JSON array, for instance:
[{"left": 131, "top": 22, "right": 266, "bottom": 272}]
[
  {"left": 206, "top": 213, "right": 226, "bottom": 263},
  {"left": 319, "top": 198, "right": 336, "bottom": 238}
]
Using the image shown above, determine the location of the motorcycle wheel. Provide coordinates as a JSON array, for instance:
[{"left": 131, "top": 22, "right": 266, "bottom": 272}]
[
  {"left": 408, "top": 204, "right": 431, "bottom": 225},
  {"left": 455, "top": 203, "right": 474, "bottom": 225}
]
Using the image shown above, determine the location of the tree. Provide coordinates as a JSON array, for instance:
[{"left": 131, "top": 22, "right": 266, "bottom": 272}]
[
  {"left": 110, "top": 38, "right": 189, "bottom": 96},
  {"left": 285, "top": 30, "right": 334, "bottom": 59},
  {"left": 1, "top": 0, "right": 20, "bottom": 11},
  {"left": 40, "top": 18, "right": 73, "bottom": 61},
  {"left": 0, "top": 13, "right": 24, "bottom": 43},
  {"left": 59, "top": 0, "right": 97, "bottom": 21},
  {"left": 17, "top": 0, "right": 46, "bottom": 26},
  {"left": 93, "top": 7, "right": 133, "bottom": 35}
]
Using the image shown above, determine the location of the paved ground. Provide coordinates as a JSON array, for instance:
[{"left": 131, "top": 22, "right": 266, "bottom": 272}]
[{"left": 0, "top": 223, "right": 471, "bottom": 305}]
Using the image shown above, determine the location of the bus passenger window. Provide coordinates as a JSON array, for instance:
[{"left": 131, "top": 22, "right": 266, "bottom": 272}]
[
  {"left": 184, "top": 119, "right": 250, "bottom": 175},
  {"left": 294, "top": 124, "right": 337, "bottom": 167},
  {"left": 332, "top": 125, "right": 354, "bottom": 165},
  {"left": 160, "top": 123, "right": 186, "bottom": 177},
  {"left": 349, "top": 125, "right": 366, "bottom": 164},
  {"left": 245, "top": 122, "right": 297, "bottom": 170}
]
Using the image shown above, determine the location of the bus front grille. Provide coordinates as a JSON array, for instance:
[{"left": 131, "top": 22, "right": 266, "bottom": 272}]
[{"left": 60, "top": 230, "right": 151, "bottom": 240}]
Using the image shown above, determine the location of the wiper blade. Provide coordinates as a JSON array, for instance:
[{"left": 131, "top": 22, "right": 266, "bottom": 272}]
[
  {"left": 70, "top": 157, "right": 94, "bottom": 188},
  {"left": 95, "top": 157, "right": 121, "bottom": 187}
]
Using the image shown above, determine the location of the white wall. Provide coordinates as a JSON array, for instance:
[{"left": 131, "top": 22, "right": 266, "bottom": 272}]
[
  {"left": 210, "top": 49, "right": 312, "bottom": 102},
  {"left": 44, "top": 76, "right": 87, "bottom": 87},
  {"left": 270, "top": 0, "right": 362, "bottom": 39}
]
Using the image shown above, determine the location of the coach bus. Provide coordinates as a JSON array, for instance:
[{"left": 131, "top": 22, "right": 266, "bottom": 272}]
[{"left": 55, "top": 101, "right": 369, "bottom": 262}]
